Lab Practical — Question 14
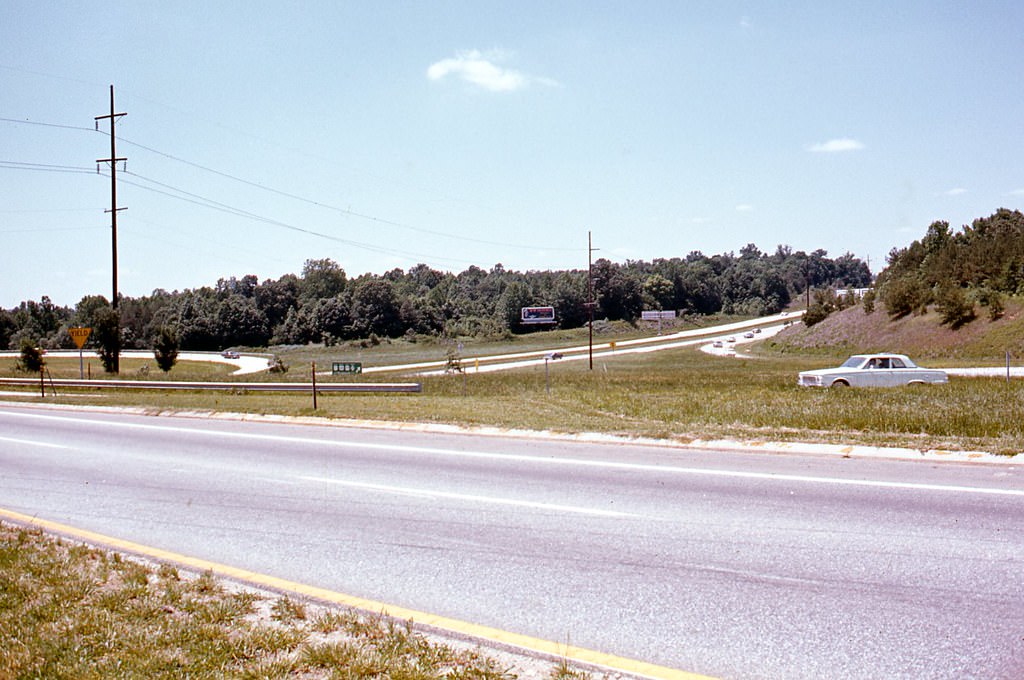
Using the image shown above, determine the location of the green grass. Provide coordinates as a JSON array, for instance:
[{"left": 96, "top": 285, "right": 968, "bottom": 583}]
[
  {"left": 4, "top": 315, "right": 1023, "bottom": 455},
  {"left": 0, "top": 522, "right": 576, "bottom": 679},
  {"left": 0, "top": 356, "right": 236, "bottom": 382},
  {"left": 4, "top": 342, "right": 1022, "bottom": 454}
]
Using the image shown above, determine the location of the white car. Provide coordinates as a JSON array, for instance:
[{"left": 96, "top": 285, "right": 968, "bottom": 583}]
[{"left": 797, "top": 354, "right": 948, "bottom": 388}]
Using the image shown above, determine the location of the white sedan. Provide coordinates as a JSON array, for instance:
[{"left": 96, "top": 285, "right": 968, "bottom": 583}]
[{"left": 798, "top": 354, "right": 948, "bottom": 388}]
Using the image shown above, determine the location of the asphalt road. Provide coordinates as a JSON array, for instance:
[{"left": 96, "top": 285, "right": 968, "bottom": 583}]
[{"left": 1, "top": 404, "right": 1022, "bottom": 679}]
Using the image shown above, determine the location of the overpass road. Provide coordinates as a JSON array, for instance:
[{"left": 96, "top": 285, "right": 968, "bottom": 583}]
[{"left": 1, "top": 404, "right": 1022, "bottom": 679}]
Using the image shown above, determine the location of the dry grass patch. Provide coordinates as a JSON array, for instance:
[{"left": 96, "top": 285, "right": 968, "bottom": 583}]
[{"left": 0, "top": 522, "right": 593, "bottom": 679}]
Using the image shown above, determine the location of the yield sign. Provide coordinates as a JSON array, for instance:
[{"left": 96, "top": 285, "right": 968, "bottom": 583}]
[{"left": 69, "top": 327, "right": 92, "bottom": 349}]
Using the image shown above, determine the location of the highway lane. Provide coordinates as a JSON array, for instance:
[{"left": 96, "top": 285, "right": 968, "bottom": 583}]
[{"left": 1, "top": 404, "right": 1022, "bottom": 679}]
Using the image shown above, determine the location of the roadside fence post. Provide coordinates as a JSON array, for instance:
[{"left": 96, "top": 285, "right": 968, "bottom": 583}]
[{"left": 312, "top": 361, "right": 318, "bottom": 410}]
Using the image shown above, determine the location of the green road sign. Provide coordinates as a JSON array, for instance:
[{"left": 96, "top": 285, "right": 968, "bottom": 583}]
[{"left": 332, "top": 361, "right": 362, "bottom": 375}]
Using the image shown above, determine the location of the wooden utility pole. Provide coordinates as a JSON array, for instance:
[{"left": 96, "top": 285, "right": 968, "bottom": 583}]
[
  {"left": 95, "top": 85, "right": 126, "bottom": 372},
  {"left": 587, "top": 231, "right": 598, "bottom": 370}
]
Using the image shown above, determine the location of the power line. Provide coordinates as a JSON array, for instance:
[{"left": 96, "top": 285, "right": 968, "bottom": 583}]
[
  {"left": 0, "top": 207, "right": 96, "bottom": 213},
  {"left": 117, "top": 171, "right": 476, "bottom": 267},
  {"left": 0, "top": 160, "right": 95, "bottom": 174},
  {"left": 116, "top": 134, "right": 579, "bottom": 252},
  {"left": 0, "top": 225, "right": 106, "bottom": 233},
  {"left": 0, "top": 116, "right": 95, "bottom": 133},
  {"left": 4, "top": 114, "right": 582, "bottom": 259}
]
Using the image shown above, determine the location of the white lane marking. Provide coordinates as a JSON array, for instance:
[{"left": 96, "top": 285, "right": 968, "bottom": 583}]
[
  {"left": 0, "top": 435, "right": 71, "bottom": 450},
  {"left": 299, "top": 475, "right": 637, "bottom": 518},
  {"left": 2, "top": 409, "right": 1022, "bottom": 497}
]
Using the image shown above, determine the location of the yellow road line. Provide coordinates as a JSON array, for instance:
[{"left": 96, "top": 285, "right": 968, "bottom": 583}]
[{"left": 0, "top": 507, "right": 717, "bottom": 680}]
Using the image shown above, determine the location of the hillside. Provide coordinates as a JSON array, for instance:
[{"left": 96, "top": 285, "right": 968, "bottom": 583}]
[{"left": 768, "top": 298, "right": 1024, "bottom": 363}]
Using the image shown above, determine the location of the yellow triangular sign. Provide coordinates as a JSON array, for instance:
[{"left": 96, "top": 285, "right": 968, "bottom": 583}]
[{"left": 69, "top": 327, "right": 92, "bottom": 349}]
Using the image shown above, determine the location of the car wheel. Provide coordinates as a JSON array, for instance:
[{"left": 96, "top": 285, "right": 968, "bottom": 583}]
[{"left": 830, "top": 380, "right": 849, "bottom": 388}]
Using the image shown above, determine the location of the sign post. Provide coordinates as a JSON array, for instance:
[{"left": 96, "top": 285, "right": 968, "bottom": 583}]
[
  {"left": 69, "top": 327, "right": 92, "bottom": 379},
  {"left": 312, "top": 361, "right": 318, "bottom": 410}
]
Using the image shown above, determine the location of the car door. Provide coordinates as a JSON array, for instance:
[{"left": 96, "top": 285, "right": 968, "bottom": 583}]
[
  {"left": 872, "top": 357, "right": 898, "bottom": 386},
  {"left": 887, "top": 356, "right": 910, "bottom": 385},
  {"left": 858, "top": 357, "right": 883, "bottom": 386}
]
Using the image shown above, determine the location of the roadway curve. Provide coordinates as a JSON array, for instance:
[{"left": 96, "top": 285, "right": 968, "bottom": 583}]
[
  {"left": 1, "top": 405, "right": 1021, "bottom": 679},
  {"left": 408, "top": 314, "right": 792, "bottom": 376},
  {"left": 26, "top": 349, "right": 273, "bottom": 375}
]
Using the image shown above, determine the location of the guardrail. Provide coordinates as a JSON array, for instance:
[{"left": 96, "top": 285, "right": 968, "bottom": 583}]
[{"left": 0, "top": 378, "right": 421, "bottom": 394}]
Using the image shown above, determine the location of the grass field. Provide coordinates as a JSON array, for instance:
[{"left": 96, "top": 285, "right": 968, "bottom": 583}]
[
  {"left": 3, "top": 327, "right": 1023, "bottom": 454},
  {"left": 0, "top": 522, "right": 586, "bottom": 679}
]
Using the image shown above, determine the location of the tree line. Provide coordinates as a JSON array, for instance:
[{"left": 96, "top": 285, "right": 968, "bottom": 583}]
[
  {"left": 1, "top": 244, "right": 871, "bottom": 365},
  {"left": 877, "top": 208, "right": 1024, "bottom": 327}
]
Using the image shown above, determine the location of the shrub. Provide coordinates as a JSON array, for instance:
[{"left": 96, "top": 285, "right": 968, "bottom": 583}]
[
  {"left": 444, "top": 346, "right": 463, "bottom": 374},
  {"left": 153, "top": 327, "right": 179, "bottom": 372},
  {"left": 935, "top": 285, "right": 975, "bottom": 329},
  {"left": 973, "top": 287, "right": 1004, "bottom": 321},
  {"left": 17, "top": 338, "right": 45, "bottom": 372},
  {"left": 881, "top": 275, "right": 928, "bottom": 319},
  {"left": 862, "top": 288, "right": 876, "bottom": 314},
  {"left": 802, "top": 304, "right": 830, "bottom": 327},
  {"left": 268, "top": 355, "right": 289, "bottom": 373},
  {"left": 92, "top": 306, "right": 121, "bottom": 373}
]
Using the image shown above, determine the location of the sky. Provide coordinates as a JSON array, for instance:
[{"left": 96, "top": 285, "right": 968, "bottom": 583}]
[{"left": 2, "top": 1, "right": 1023, "bottom": 308}]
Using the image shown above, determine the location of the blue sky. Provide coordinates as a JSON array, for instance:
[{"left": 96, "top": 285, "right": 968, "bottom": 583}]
[{"left": 2, "top": 1, "right": 1023, "bottom": 307}]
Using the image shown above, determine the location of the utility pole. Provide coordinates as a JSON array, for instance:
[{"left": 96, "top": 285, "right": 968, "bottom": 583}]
[
  {"left": 95, "top": 85, "right": 126, "bottom": 373},
  {"left": 587, "top": 231, "right": 599, "bottom": 370}
]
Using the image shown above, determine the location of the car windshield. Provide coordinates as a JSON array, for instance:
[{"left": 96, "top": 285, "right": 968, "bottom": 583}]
[{"left": 841, "top": 356, "right": 865, "bottom": 368}]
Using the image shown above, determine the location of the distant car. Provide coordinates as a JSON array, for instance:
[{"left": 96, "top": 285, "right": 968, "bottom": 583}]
[
  {"left": 754, "top": 328, "right": 761, "bottom": 334},
  {"left": 712, "top": 341, "right": 723, "bottom": 348},
  {"left": 743, "top": 331, "right": 755, "bottom": 339},
  {"left": 798, "top": 354, "right": 948, "bottom": 388},
  {"left": 221, "top": 350, "right": 240, "bottom": 359},
  {"left": 727, "top": 336, "right": 736, "bottom": 343}
]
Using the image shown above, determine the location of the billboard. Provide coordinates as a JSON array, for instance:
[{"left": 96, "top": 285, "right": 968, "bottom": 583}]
[
  {"left": 521, "top": 306, "right": 556, "bottom": 324},
  {"left": 641, "top": 310, "right": 676, "bottom": 321}
]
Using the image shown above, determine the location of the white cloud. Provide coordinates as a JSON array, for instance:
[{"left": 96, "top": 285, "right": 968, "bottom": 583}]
[
  {"left": 1007, "top": 188, "right": 1024, "bottom": 196},
  {"left": 740, "top": 16, "right": 753, "bottom": 29},
  {"left": 735, "top": 204, "right": 754, "bottom": 212},
  {"left": 806, "top": 138, "right": 865, "bottom": 153},
  {"left": 427, "top": 49, "right": 556, "bottom": 92},
  {"left": 943, "top": 187, "right": 968, "bottom": 196}
]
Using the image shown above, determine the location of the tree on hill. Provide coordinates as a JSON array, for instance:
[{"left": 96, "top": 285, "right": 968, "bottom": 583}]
[{"left": 878, "top": 209, "right": 1024, "bottom": 320}]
